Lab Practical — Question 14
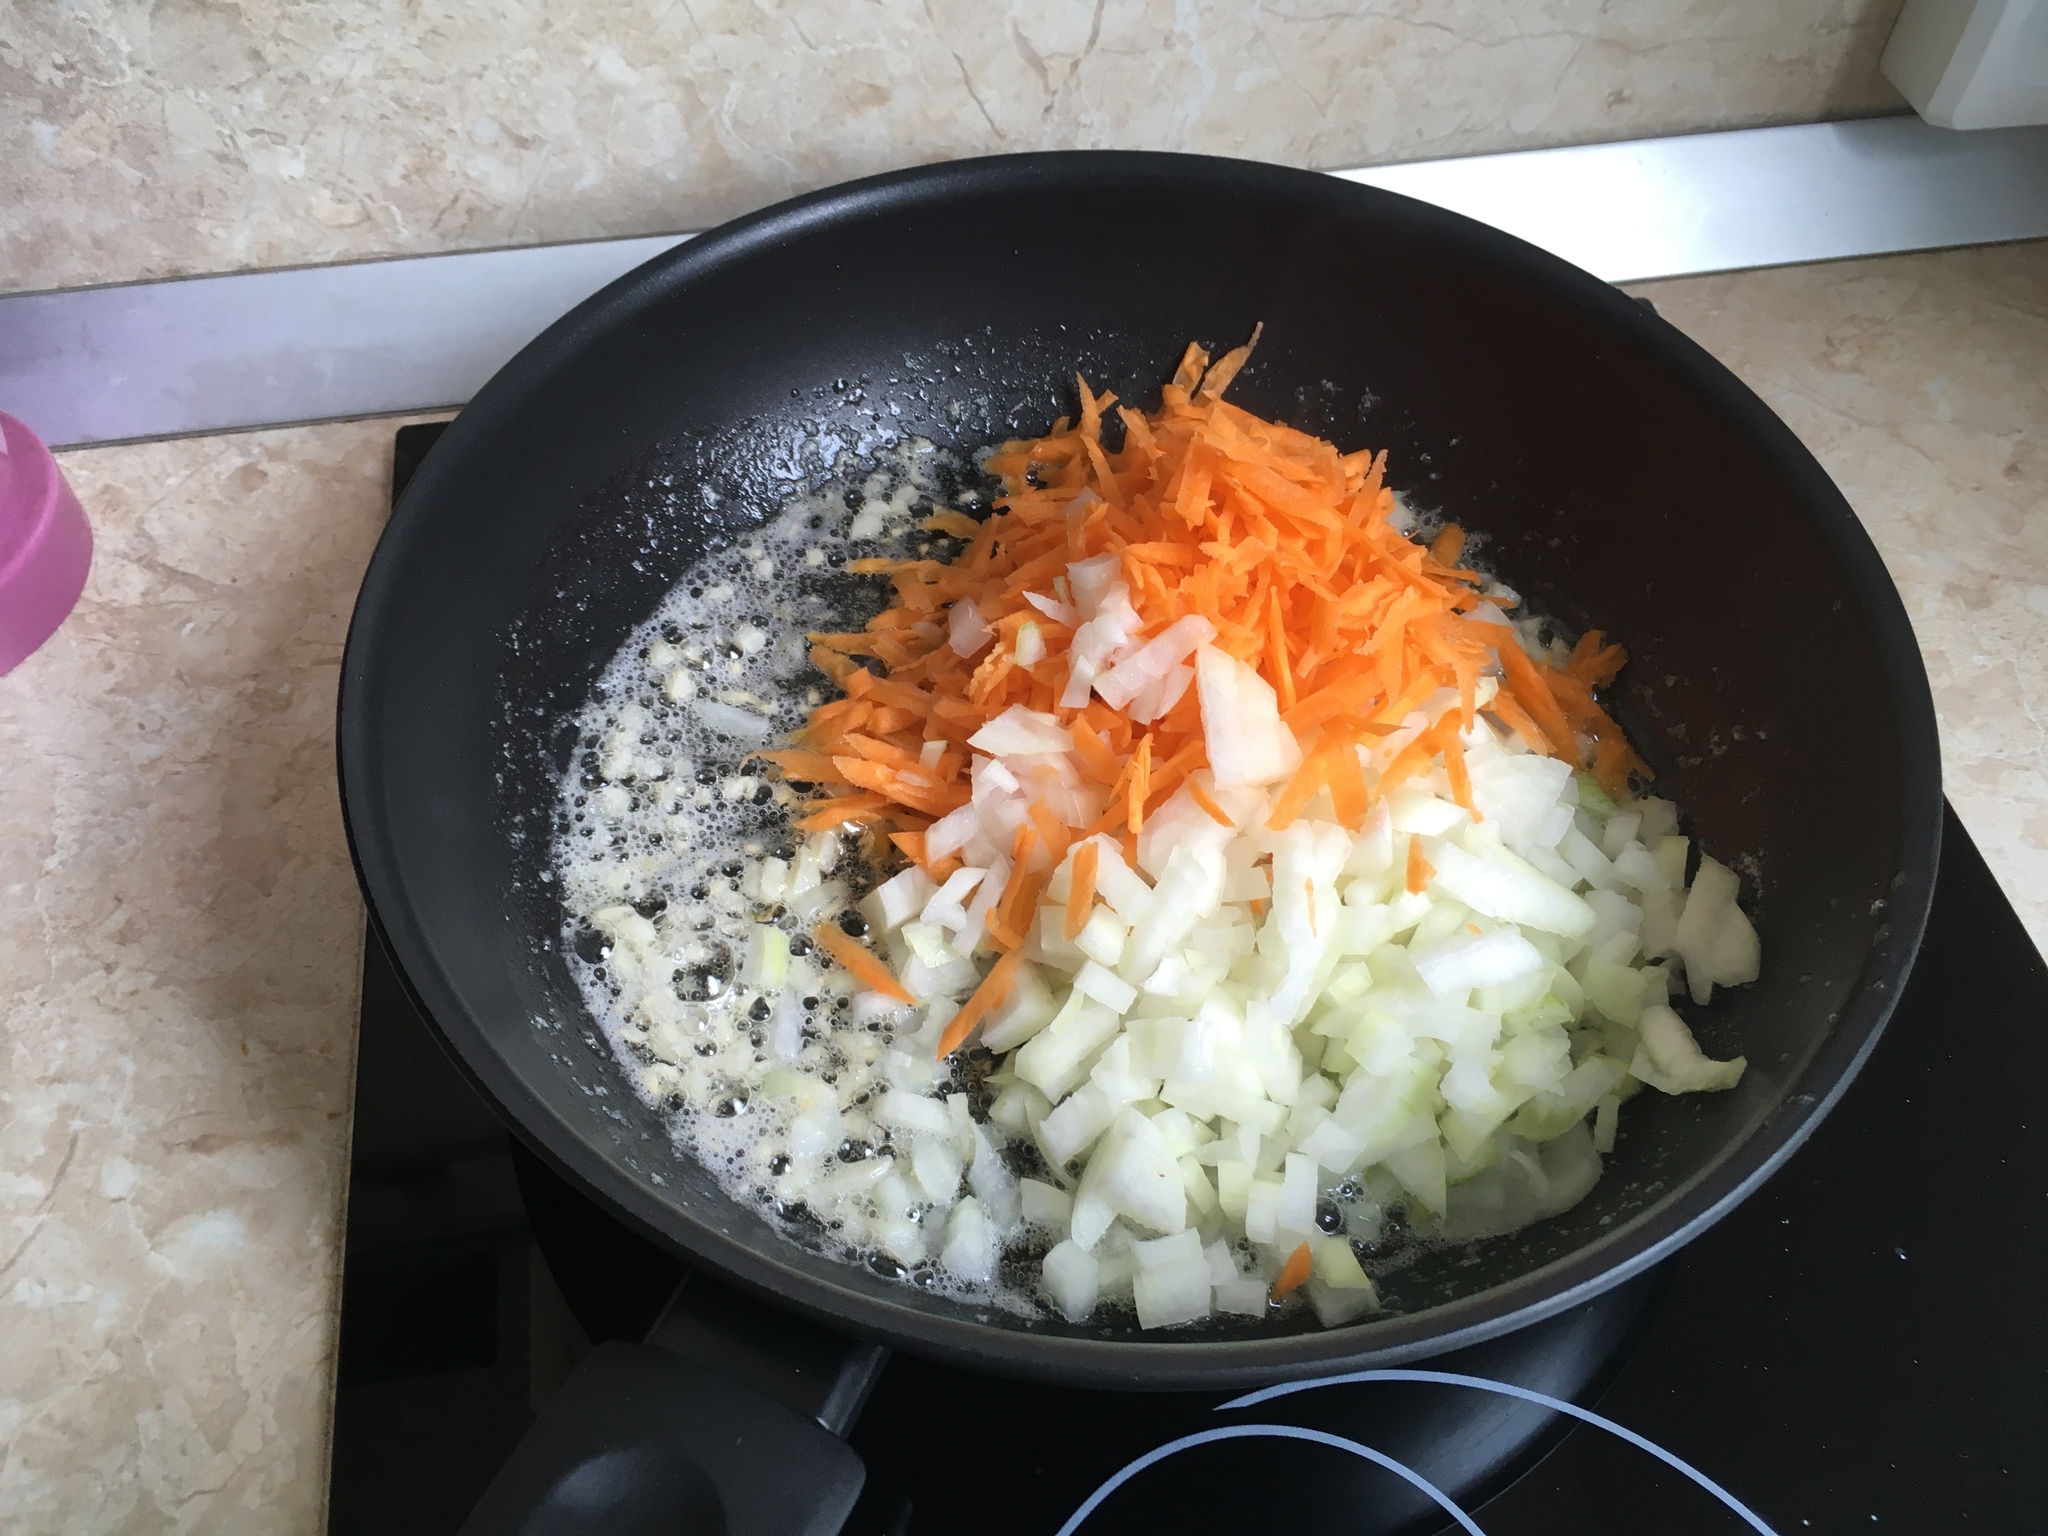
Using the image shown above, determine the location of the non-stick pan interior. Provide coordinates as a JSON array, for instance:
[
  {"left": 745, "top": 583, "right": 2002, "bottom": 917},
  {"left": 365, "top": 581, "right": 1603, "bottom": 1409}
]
[{"left": 339, "top": 152, "right": 1938, "bottom": 1388}]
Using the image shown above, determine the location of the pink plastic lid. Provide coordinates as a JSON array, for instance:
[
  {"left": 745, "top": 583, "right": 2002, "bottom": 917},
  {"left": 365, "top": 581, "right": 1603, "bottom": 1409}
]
[{"left": 0, "top": 412, "right": 93, "bottom": 675}]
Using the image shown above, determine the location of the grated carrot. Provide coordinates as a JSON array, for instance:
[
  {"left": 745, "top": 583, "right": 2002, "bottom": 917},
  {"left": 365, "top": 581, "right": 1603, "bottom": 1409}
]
[
  {"left": 888, "top": 829, "right": 964, "bottom": 883},
  {"left": 936, "top": 949, "right": 1025, "bottom": 1058},
  {"left": 1068, "top": 719, "right": 1122, "bottom": 785},
  {"left": 1265, "top": 744, "right": 1331, "bottom": 832},
  {"left": 1406, "top": 836, "right": 1435, "bottom": 895},
  {"left": 1064, "top": 841, "right": 1100, "bottom": 941},
  {"left": 1187, "top": 777, "right": 1235, "bottom": 828},
  {"left": 1011, "top": 821, "right": 1040, "bottom": 869},
  {"left": 813, "top": 922, "right": 914, "bottom": 1004},
  {"left": 1441, "top": 727, "right": 1477, "bottom": 814},
  {"left": 1273, "top": 1241, "right": 1314, "bottom": 1300},
  {"left": 830, "top": 756, "right": 968, "bottom": 818},
  {"left": 757, "top": 748, "right": 843, "bottom": 783},
  {"left": 986, "top": 843, "right": 1047, "bottom": 953},
  {"left": 795, "top": 792, "right": 891, "bottom": 832},
  {"left": 1325, "top": 724, "right": 1371, "bottom": 828},
  {"left": 1265, "top": 584, "right": 1297, "bottom": 713},
  {"left": 1483, "top": 690, "right": 1551, "bottom": 755},
  {"left": 985, "top": 869, "right": 1047, "bottom": 952},
  {"left": 1496, "top": 641, "right": 1577, "bottom": 758},
  {"left": 1027, "top": 800, "right": 1073, "bottom": 868}
]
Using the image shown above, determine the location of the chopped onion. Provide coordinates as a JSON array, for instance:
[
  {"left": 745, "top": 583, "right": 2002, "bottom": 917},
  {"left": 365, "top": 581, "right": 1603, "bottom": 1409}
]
[
  {"left": 1411, "top": 927, "right": 1546, "bottom": 997},
  {"left": 948, "top": 596, "right": 994, "bottom": 657},
  {"left": 1020, "top": 1177, "right": 1072, "bottom": 1228},
  {"left": 1631, "top": 1003, "right": 1747, "bottom": 1093},
  {"left": 691, "top": 699, "right": 775, "bottom": 740},
  {"left": 969, "top": 704, "right": 1072, "bottom": 756},
  {"left": 940, "top": 1197, "right": 997, "bottom": 1283},
  {"left": 1024, "top": 589, "right": 1081, "bottom": 627},
  {"left": 1673, "top": 855, "right": 1761, "bottom": 1003},
  {"left": 1066, "top": 552, "right": 1122, "bottom": 616},
  {"left": 1195, "top": 645, "right": 1302, "bottom": 787},
  {"left": 1041, "top": 1239, "right": 1099, "bottom": 1320},
  {"left": 923, "top": 803, "right": 980, "bottom": 864},
  {"left": 1425, "top": 836, "right": 1598, "bottom": 938},
  {"left": 1013, "top": 621, "right": 1046, "bottom": 667},
  {"left": 1093, "top": 615, "right": 1216, "bottom": 710}
]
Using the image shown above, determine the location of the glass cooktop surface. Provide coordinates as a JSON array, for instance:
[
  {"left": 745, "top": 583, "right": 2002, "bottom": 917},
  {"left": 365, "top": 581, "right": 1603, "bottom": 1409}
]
[{"left": 328, "top": 422, "right": 2046, "bottom": 1536}]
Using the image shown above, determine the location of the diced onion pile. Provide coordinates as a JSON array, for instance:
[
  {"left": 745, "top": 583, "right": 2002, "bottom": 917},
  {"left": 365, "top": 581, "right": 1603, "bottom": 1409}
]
[
  {"left": 596, "top": 335, "right": 1763, "bottom": 1328},
  {"left": 836, "top": 692, "right": 1755, "bottom": 1327}
]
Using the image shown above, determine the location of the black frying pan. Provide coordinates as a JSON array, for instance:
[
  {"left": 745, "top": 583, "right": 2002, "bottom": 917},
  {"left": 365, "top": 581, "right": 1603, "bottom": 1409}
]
[{"left": 337, "top": 152, "right": 1940, "bottom": 1533}]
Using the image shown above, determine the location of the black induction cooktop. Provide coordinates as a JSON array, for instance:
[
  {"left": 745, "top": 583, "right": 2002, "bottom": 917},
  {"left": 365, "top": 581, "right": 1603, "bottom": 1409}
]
[{"left": 327, "top": 423, "right": 2046, "bottom": 1535}]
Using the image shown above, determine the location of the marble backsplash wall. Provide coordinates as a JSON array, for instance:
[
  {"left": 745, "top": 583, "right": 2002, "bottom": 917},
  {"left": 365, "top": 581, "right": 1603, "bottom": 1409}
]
[{"left": 3, "top": 0, "right": 1907, "bottom": 296}]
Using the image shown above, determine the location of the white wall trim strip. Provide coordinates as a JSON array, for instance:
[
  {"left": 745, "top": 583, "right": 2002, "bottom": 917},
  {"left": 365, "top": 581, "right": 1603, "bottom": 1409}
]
[{"left": 5, "top": 115, "right": 2045, "bottom": 449}]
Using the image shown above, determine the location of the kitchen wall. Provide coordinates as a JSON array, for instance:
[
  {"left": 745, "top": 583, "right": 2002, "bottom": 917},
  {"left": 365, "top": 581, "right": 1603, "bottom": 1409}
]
[{"left": 3, "top": 0, "right": 1907, "bottom": 296}]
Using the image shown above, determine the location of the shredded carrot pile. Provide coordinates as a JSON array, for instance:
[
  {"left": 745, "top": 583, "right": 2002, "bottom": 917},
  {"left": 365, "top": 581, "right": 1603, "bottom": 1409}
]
[{"left": 764, "top": 331, "right": 1645, "bottom": 946}]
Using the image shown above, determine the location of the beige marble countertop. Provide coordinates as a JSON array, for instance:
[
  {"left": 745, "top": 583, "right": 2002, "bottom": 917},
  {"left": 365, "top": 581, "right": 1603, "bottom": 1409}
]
[
  {"left": 3, "top": 0, "right": 1907, "bottom": 295},
  {"left": 1, "top": 237, "right": 2042, "bottom": 1529}
]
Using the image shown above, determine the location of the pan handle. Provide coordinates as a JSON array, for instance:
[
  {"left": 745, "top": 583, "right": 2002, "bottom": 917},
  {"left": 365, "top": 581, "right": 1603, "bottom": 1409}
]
[{"left": 459, "top": 1272, "right": 886, "bottom": 1536}]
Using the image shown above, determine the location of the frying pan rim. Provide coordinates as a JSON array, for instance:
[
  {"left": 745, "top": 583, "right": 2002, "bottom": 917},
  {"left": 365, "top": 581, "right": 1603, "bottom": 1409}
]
[{"left": 338, "top": 148, "right": 1942, "bottom": 1389}]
